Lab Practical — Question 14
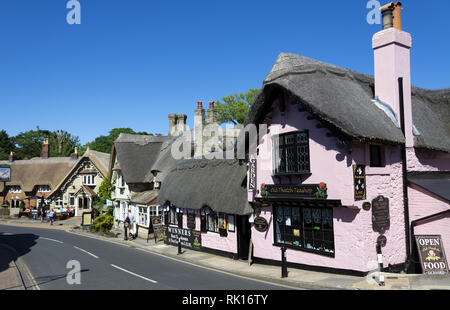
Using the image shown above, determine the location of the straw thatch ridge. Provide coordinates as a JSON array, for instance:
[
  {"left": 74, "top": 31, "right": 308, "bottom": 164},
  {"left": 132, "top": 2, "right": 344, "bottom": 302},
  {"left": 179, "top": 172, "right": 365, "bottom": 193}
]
[
  {"left": 0, "top": 157, "right": 78, "bottom": 193},
  {"left": 111, "top": 133, "right": 169, "bottom": 184},
  {"left": 245, "top": 53, "right": 450, "bottom": 153},
  {"left": 157, "top": 158, "right": 253, "bottom": 215}
]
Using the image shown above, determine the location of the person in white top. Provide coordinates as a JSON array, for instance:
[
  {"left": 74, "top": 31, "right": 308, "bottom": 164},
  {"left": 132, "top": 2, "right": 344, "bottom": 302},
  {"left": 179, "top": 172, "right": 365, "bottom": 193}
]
[{"left": 127, "top": 210, "right": 136, "bottom": 240}]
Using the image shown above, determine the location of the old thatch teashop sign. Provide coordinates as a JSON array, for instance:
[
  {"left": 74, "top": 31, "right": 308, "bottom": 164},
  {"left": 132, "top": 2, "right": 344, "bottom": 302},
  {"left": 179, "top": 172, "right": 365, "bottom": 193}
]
[
  {"left": 254, "top": 216, "right": 269, "bottom": 232},
  {"left": 415, "top": 235, "right": 449, "bottom": 275},
  {"left": 261, "top": 183, "right": 327, "bottom": 198},
  {"left": 164, "top": 226, "right": 201, "bottom": 250},
  {"left": 372, "top": 195, "right": 390, "bottom": 234}
]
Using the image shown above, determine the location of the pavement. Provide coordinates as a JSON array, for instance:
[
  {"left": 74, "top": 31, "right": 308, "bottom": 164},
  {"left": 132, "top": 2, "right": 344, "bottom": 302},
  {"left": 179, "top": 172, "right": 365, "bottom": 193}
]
[
  {"left": 0, "top": 244, "right": 25, "bottom": 290},
  {"left": 1, "top": 216, "right": 450, "bottom": 290}
]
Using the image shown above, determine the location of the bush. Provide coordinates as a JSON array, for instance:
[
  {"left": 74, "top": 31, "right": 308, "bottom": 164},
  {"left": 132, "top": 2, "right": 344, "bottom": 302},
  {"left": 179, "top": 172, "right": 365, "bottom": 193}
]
[{"left": 89, "top": 215, "right": 114, "bottom": 233}]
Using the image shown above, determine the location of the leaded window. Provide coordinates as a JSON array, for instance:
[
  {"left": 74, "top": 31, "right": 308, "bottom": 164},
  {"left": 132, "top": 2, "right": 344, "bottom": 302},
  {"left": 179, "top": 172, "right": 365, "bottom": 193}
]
[
  {"left": 274, "top": 205, "right": 334, "bottom": 256},
  {"left": 273, "top": 131, "right": 310, "bottom": 175}
]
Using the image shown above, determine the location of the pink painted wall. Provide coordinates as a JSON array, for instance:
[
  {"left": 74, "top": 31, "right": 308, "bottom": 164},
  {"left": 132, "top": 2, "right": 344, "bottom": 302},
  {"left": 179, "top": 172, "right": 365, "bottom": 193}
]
[
  {"left": 408, "top": 184, "right": 450, "bottom": 259},
  {"left": 249, "top": 97, "right": 407, "bottom": 273},
  {"left": 407, "top": 148, "right": 450, "bottom": 171},
  {"left": 175, "top": 211, "right": 238, "bottom": 254}
]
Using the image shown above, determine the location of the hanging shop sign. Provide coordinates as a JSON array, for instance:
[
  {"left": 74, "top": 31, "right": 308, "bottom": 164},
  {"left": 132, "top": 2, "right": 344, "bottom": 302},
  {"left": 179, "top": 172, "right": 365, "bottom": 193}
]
[
  {"left": 353, "top": 165, "right": 366, "bottom": 200},
  {"left": 372, "top": 195, "right": 390, "bottom": 234},
  {"left": 415, "top": 235, "right": 449, "bottom": 275},
  {"left": 249, "top": 157, "right": 257, "bottom": 191},
  {"left": 0, "top": 164, "right": 11, "bottom": 182},
  {"left": 253, "top": 216, "right": 269, "bottom": 232},
  {"left": 164, "top": 226, "right": 201, "bottom": 250},
  {"left": 261, "top": 183, "right": 327, "bottom": 198},
  {"left": 362, "top": 202, "right": 371, "bottom": 211}
]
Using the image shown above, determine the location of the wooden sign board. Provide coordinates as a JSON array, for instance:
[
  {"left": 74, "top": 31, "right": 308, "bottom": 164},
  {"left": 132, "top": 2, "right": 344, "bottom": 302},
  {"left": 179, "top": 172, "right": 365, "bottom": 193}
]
[
  {"left": 372, "top": 195, "right": 390, "bottom": 234},
  {"left": 415, "top": 235, "right": 449, "bottom": 275},
  {"left": 249, "top": 158, "right": 257, "bottom": 191},
  {"left": 353, "top": 165, "right": 366, "bottom": 200},
  {"left": 148, "top": 216, "right": 164, "bottom": 243},
  {"left": 263, "top": 184, "right": 327, "bottom": 198},
  {"left": 164, "top": 226, "right": 201, "bottom": 250}
]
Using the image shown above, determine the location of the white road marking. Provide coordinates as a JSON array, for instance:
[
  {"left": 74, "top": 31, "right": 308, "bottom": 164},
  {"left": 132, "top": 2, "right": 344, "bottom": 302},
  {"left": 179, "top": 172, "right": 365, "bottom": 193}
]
[
  {"left": 73, "top": 246, "right": 99, "bottom": 259},
  {"left": 110, "top": 264, "right": 158, "bottom": 284},
  {"left": 0, "top": 232, "right": 14, "bottom": 235},
  {"left": 40, "top": 237, "right": 64, "bottom": 244}
]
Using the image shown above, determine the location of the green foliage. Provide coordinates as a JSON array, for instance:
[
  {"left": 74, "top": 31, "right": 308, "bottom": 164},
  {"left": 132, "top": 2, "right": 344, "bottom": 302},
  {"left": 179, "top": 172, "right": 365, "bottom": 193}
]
[
  {"left": 19, "top": 201, "right": 25, "bottom": 210},
  {"left": 89, "top": 214, "right": 114, "bottom": 233},
  {"left": 98, "top": 174, "right": 114, "bottom": 203},
  {"left": 0, "top": 130, "right": 15, "bottom": 160},
  {"left": 49, "top": 130, "right": 81, "bottom": 157},
  {"left": 81, "top": 128, "right": 154, "bottom": 154},
  {"left": 215, "top": 89, "right": 260, "bottom": 125},
  {"left": 13, "top": 128, "right": 51, "bottom": 159}
]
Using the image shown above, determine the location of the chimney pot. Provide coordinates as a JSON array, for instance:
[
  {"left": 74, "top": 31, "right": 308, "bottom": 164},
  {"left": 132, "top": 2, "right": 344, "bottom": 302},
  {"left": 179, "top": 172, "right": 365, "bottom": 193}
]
[
  {"left": 9, "top": 151, "right": 15, "bottom": 162},
  {"left": 197, "top": 101, "right": 203, "bottom": 109},
  {"left": 209, "top": 101, "right": 215, "bottom": 109}
]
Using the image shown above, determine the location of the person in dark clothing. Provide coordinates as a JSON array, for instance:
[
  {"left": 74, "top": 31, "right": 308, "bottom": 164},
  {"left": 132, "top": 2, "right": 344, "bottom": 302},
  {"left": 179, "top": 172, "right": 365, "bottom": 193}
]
[{"left": 124, "top": 215, "right": 130, "bottom": 241}]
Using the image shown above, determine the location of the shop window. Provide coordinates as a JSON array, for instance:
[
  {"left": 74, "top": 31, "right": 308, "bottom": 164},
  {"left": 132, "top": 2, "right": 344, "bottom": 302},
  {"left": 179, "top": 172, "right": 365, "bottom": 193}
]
[
  {"left": 369, "top": 145, "right": 385, "bottom": 168},
  {"left": 138, "top": 206, "right": 149, "bottom": 227},
  {"left": 273, "top": 131, "right": 310, "bottom": 175},
  {"left": 187, "top": 211, "right": 196, "bottom": 230},
  {"left": 274, "top": 205, "right": 334, "bottom": 256},
  {"left": 169, "top": 206, "right": 178, "bottom": 226},
  {"left": 207, "top": 211, "right": 219, "bottom": 233}
]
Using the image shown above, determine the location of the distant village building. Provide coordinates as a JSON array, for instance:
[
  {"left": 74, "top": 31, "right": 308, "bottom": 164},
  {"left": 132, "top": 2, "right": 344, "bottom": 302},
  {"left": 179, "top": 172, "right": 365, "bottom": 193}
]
[
  {"left": 244, "top": 3, "right": 450, "bottom": 275},
  {"left": 47, "top": 148, "right": 110, "bottom": 216},
  {"left": 0, "top": 139, "right": 77, "bottom": 215}
]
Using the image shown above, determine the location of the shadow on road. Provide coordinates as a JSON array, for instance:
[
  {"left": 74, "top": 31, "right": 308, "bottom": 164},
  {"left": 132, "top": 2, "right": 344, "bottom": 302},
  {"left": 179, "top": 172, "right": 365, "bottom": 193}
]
[{"left": 0, "top": 232, "right": 39, "bottom": 273}]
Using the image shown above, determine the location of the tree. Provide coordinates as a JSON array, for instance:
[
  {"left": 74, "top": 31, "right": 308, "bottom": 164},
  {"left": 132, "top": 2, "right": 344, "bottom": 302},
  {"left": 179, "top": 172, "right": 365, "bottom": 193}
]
[
  {"left": 12, "top": 128, "right": 51, "bottom": 160},
  {"left": 0, "top": 130, "right": 15, "bottom": 160},
  {"left": 49, "top": 130, "right": 82, "bottom": 157},
  {"left": 81, "top": 128, "right": 154, "bottom": 154},
  {"left": 215, "top": 89, "right": 260, "bottom": 125}
]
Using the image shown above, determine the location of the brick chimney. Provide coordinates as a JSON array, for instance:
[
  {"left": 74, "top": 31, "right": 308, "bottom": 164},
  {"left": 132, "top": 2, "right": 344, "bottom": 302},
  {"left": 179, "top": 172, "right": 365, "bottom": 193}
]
[
  {"left": 9, "top": 151, "right": 15, "bottom": 162},
  {"left": 206, "top": 101, "right": 217, "bottom": 124},
  {"left": 373, "top": 1, "right": 413, "bottom": 147},
  {"left": 42, "top": 138, "right": 49, "bottom": 159}
]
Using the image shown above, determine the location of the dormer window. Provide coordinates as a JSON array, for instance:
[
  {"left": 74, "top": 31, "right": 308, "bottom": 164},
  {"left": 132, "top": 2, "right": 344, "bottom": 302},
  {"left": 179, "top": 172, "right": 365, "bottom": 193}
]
[
  {"left": 37, "top": 185, "right": 51, "bottom": 193},
  {"left": 273, "top": 130, "right": 310, "bottom": 175},
  {"left": 117, "top": 172, "right": 125, "bottom": 188},
  {"left": 10, "top": 186, "right": 21, "bottom": 194}
]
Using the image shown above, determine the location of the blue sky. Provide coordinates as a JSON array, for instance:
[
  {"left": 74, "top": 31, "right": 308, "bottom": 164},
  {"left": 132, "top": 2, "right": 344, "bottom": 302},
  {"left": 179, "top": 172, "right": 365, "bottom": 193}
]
[{"left": 0, "top": 0, "right": 449, "bottom": 144}]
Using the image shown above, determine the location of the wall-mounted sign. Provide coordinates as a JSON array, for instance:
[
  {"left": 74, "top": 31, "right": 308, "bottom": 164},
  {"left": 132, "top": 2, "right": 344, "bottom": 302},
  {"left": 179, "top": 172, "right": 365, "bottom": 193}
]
[
  {"left": 187, "top": 213, "right": 196, "bottom": 230},
  {"left": 0, "top": 165, "right": 11, "bottom": 182},
  {"left": 415, "top": 235, "right": 449, "bottom": 275},
  {"left": 254, "top": 216, "right": 269, "bottom": 232},
  {"left": 353, "top": 165, "right": 366, "bottom": 200},
  {"left": 372, "top": 195, "right": 390, "bottom": 234},
  {"left": 377, "top": 235, "right": 387, "bottom": 248},
  {"left": 164, "top": 226, "right": 201, "bottom": 250},
  {"left": 362, "top": 202, "right": 371, "bottom": 211},
  {"left": 249, "top": 158, "right": 256, "bottom": 191},
  {"left": 262, "top": 183, "right": 327, "bottom": 198}
]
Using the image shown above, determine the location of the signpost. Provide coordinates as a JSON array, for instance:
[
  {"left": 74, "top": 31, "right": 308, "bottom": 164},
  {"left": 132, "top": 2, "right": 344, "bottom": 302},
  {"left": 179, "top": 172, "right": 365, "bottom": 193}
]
[
  {"left": 372, "top": 195, "right": 390, "bottom": 234},
  {"left": 148, "top": 216, "right": 164, "bottom": 243},
  {"left": 415, "top": 235, "right": 449, "bottom": 275}
]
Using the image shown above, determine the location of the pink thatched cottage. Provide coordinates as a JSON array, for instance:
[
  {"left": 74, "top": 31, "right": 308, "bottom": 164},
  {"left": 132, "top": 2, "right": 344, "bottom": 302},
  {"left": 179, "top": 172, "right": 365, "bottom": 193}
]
[{"left": 245, "top": 3, "right": 449, "bottom": 275}]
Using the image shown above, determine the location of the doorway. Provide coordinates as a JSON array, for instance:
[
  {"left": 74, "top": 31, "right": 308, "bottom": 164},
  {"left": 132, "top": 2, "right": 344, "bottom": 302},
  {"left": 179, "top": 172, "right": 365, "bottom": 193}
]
[{"left": 237, "top": 215, "right": 251, "bottom": 260}]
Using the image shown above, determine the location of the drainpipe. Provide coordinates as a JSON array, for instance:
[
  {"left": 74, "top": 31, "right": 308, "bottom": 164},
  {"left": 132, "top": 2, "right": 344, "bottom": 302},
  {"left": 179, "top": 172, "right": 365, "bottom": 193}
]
[{"left": 398, "top": 77, "right": 411, "bottom": 272}]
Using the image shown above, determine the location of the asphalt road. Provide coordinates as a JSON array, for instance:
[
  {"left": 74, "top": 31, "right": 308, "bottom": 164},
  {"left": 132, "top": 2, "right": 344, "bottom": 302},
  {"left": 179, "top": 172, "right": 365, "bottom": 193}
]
[{"left": 0, "top": 224, "right": 291, "bottom": 290}]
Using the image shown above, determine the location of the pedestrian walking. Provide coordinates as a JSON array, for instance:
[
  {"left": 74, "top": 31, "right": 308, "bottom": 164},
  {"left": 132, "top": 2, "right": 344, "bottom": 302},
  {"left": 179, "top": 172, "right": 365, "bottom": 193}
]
[
  {"left": 124, "top": 213, "right": 130, "bottom": 241},
  {"left": 41, "top": 206, "right": 47, "bottom": 222},
  {"left": 48, "top": 209, "right": 55, "bottom": 225},
  {"left": 128, "top": 209, "right": 136, "bottom": 240}
]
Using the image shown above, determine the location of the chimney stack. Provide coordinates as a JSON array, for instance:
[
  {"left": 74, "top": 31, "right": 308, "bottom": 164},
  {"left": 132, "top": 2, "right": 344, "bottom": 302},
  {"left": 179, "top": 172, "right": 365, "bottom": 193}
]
[
  {"left": 206, "top": 101, "right": 217, "bottom": 124},
  {"left": 176, "top": 114, "right": 187, "bottom": 134},
  {"left": 42, "top": 138, "right": 49, "bottom": 159},
  {"left": 70, "top": 147, "right": 78, "bottom": 160},
  {"left": 194, "top": 101, "right": 206, "bottom": 157},
  {"left": 168, "top": 114, "right": 177, "bottom": 136},
  {"left": 9, "top": 151, "right": 15, "bottom": 162},
  {"left": 373, "top": 1, "right": 413, "bottom": 147}
]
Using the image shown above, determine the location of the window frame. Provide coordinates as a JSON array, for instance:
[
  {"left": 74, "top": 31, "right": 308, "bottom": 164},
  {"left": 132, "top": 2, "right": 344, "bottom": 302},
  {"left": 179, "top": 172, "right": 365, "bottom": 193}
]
[
  {"left": 273, "top": 204, "right": 335, "bottom": 257},
  {"left": 273, "top": 130, "right": 311, "bottom": 176}
]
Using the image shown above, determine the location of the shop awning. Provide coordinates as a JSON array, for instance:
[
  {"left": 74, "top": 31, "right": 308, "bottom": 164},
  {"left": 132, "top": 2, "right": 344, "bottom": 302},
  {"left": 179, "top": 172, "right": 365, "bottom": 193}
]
[{"left": 408, "top": 172, "right": 450, "bottom": 203}]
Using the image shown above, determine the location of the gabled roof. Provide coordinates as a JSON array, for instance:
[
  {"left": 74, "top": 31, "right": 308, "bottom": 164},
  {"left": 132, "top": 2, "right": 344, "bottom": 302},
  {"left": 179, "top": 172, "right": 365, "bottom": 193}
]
[
  {"left": 408, "top": 172, "right": 450, "bottom": 203},
  {"left": 245, "top": 53, "right": 450, "bottom": 153},
  {"left": 109, "top": 134, "right": 169, "bottom": 184},
  {"left": 0, "top": 157, "right": 77, "bottom": 193},
  {"left": 157, "top": 158, "right": 253, "bottom": 215},
  {"left": 47, "top": 148, "right": 110, "bottom": 198}
]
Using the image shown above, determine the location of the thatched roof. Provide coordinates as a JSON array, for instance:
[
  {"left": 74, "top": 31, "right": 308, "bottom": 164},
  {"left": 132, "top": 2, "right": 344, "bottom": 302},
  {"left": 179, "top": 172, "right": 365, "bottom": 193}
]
[
  {"left": 148, "top": 131, "right": 195, "bottom": 183},
  {"left": 157, "top": 158, "right": 252, "bottom": 215},
  {"left": 245, "top": 53, "right": 450, "bottom": 153},
  {"left": 47, "top": 148, "right": 110, "bottom": 198},
  {"left": 130, "top": 190, "right": 158, "bottom": 205},
  {"left": 111, "top": 134, "right": 168, "bottom": 184},
  {"left": 0, "top": 157, "right": 77, "bottom": 193}
]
